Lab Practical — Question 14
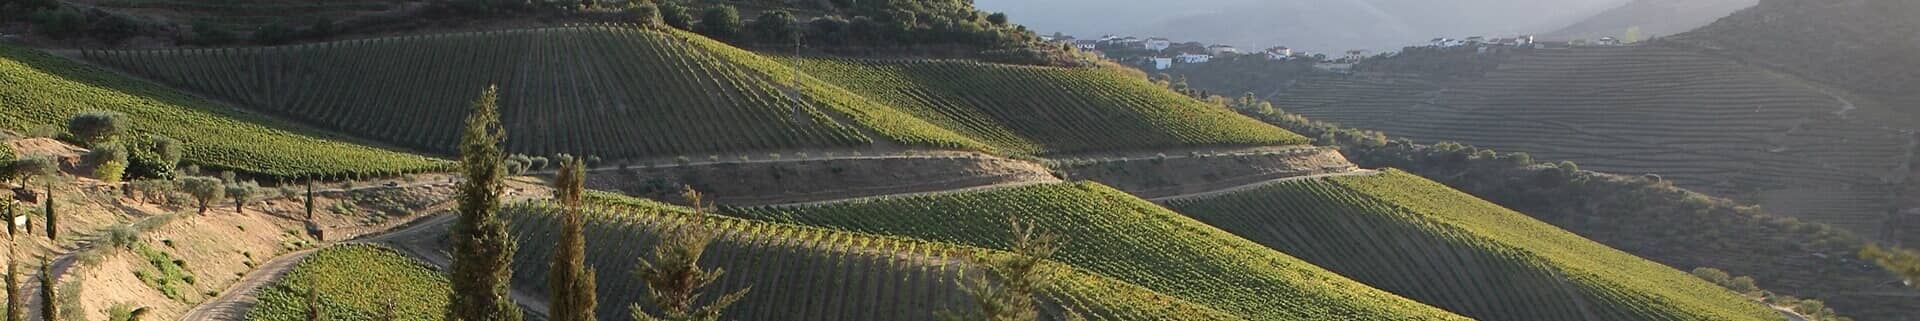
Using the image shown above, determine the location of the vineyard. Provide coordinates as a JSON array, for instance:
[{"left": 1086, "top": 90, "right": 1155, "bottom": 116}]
[
  {"left": 0, "top": 44, "right": 449, "bottom": 180},
  {"left": 82, "top": 25, "right": 993, "bottom": 160},
  {"left": 248, "top": 245, "right": 450, "bottom": 321},
  {"left": 501, "top": 193, "right": 1246, "bottom": 321},
  {"left": 1163, "top": 170, "right": 1784, "bottom": 321},
  {"left": 784, "top": 57, "right": 1308, "bottom": 154},
  {"left": 724, "top": 183, "right": 1468, "bottom": 320},
  {"left": 1270, "top": 45, "right": 1912, "bottom": 238}
]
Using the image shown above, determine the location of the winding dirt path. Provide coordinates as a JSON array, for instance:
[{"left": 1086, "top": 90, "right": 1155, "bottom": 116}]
[
  {"left": 1148, "top": 169, "right": 1380, "bottom": 202},
  {"left": 175, "top": 250, "right": 316, "bottom": 321}
]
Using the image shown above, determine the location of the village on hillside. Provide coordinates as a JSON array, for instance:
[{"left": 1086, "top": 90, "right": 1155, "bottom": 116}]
[{"left": 1043, "top": 32, "right": 1640, "bottom": 73}]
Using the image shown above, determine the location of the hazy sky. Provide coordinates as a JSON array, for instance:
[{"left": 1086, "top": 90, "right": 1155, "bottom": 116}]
[{"left": 976, "top": 0, "right": 1633, "bottom": 52}]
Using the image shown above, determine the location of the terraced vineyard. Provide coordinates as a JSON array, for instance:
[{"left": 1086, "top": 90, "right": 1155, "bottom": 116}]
[
  {"left": 248, "top": 245, "right": 450, "bottom": 321},
  {"left": 83, "top": 25, "right": 988, "bottom": 159},
  {"left": 1271, "top": 45, "right": 1913, "bottom": 238},
  {"left": 502, "top": 193, "right": 1246, "bottom": 321},
  {"left": 1163, "top": 170, "right": 1783, "bottom": 321},
  {"left": 783, "top": 57, "right": 1309, "bottom": 154},
  {"left": 0, "top": 44, "right": 449, "bottom": 180},
  {"left": 725, "top": 183, "right": 1468, "bottom": 320}
]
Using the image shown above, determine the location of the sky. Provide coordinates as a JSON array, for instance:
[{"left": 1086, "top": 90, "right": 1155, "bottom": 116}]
[{"left": 975, "top": 0, "right": 1634, "bottom": 53}]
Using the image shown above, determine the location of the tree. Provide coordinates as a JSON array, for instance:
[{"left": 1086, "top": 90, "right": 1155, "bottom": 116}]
[
  {"left": 938, "top": 219, "right": 1078, "bottom": 321},
  {"left": 751, "top": 10, "right": 797, "bottom": 44},
  {"left": 38, "top": 258, "right": 55, "bottom": 321},
  {"left": 630, "top": 187, "right": 748, "bottom": 321},
  {"left": 632, "top": 2, "right": 662, "bottom": 27},
  {"left": 6, "top": 245, "right": 22, "bottom": 321},
  {"left": 697, "top": 5, "right": 741, "bottom": 39},
  {"left": 8, "top": 155, "right": 56, "bottom": 186},
  {"left": 658, "top": 2, "right": 693, "bottom": 30},
  {"left": 65, "top": 111, "right": 127, "bottom": 147},
  {"left": 180, "top": 176, "right": 225, "bottom": 214},
  {"left": 226, "top": 180, "right": 258, "bottom": 213},
  {"left": 446, "top": 86, "right": 523, "bottom": 321},
  {"left": 88, "top": 144, "right": 129, "bottom": 185},
  {"left": 549, "top": 156, "right": 596, "bottom": 321},
  {"left": 985, "top": 12, "right": 1008, "bottom": 26},
  {"left": 1862, "top": 245, "right": 1919, "bottom": 289},
  {"left": 306, "top": 287, "right": 324, "bottom": 321},
  {"left": 42, "top": 183, "right": 55, "bottom": 241},
  {"left": 304, "top": 181, "right": 316, "bottom": 221}
]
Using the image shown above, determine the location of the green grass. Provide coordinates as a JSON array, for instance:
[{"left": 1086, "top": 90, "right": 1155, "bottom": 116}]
[
  {"left": 502, "top": 192, "right": 1243, "bottom": 321},
  {"left": 0, "top": 44, "right": 450, "bottom": 180},
  {"left": 82, "top": 25, "right": 992, "bottom": 159},
  {"left": 785, "top": 57, "right": 1308, "bottom": 154},
  {"left": 724, "top": 183, "right": 1466, "bottom": 320},
  {"left": 1166, "top": 170, "right": 1784, "bottom": 321},
  {"left": 248, "top": 244, "right": 449, "bottom": 321}
]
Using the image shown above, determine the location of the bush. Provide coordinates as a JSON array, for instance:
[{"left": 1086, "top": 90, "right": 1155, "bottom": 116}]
[
  {"left": 126, "top": 135, "right": 182, "bottom": 180},
  {"left": 28, "top": 8, "right": 85, "bottom": 39},
  {"left": 658, "top": 1, "right": 693, "bottom": 29},
  {"left": 697, "top": 5, "right": 741, "bottom": 39},
  {"left": 751, "top": 10, "right": 798, "bottom": 44}
]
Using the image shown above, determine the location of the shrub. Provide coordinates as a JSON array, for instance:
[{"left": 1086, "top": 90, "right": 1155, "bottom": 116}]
[
  {"left": 658, "top": 1, "right": 693, "bottom": 30},
  {"left": 66, "top": 110, "right": 128, "bottom": 147},
  {"left": 698, "top": 5, "right": 741, "bottom": 39},
  {"left": 751, "top": 10, "right": 798, "bottom": 44}
]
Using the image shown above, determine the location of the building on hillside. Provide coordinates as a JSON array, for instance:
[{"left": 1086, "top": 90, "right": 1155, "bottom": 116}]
[
  {"left": 1465, "top": 36, "right": 1486, "bottom": 44},
  {"left": 1207, "top": 44, "right": 1239, "bottom": 56},
  {"left": 1596, "top": 36, "right": 1621, "bottom": 46},
  {"left": 1145, "top": 37, "right": 1173, "bottom": 51},
  {"left": 1151, "top": 57, "right": 1173, "bottom": 70},
  {"left": 1430, "top": 37, "right": 1458, "bottom": 47},
  {"left": 1111, "top": 36, "right": 1144, "bottom": 48},
  {"left": 1075, "top": 40, "right": 1099, "bottom": 51},
  {"left": 1175, "top": 53, "right": 1211, "bottom": 64},
  {"left": 1344, "top": 49, "right": 1373, "bottom": 62},
  {"left": 1265, "top": 46, "right": 1293, "bottom": 60}
]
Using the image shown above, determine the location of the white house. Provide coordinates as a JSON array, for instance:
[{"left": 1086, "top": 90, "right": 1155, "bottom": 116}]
[
  {"left": 1430, "top": 37, "right": 1457, "bottom": 47},
  {"left": 1074, "top": 40, "right": 1098, "bottom": 51},
  {"left": 1175, "top": 53, "right": 1211, "bottom": 64},
  {"left": 1145, "top": 37, "right": 1173, "bottom": 51},
  {"left": 1344, "top": 49, "right": 1372, "bottom": 61},
  {"left": 1265, "top": 46, "right": 1293, "bottom": 60},
  {"left": 1150, "top": 57, "right": 1173, "bottom": 70},
  {"left": 1596, "top": 36, "right": 1621, "bottom": 46},
  {"left": 1207, "top": 44, "right": 1239, "bottom": 56}
]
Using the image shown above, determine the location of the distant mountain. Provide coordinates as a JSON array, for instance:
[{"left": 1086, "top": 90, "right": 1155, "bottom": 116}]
[
  {"left": 1544, "top": 0, "right": 1758, "bottom": 41},
  {"left": 975, "top": 0, "right": 1629, "bottom": 52},
  {"left": 1671, "top": 0, "right": 1920, "bottom": 124}
]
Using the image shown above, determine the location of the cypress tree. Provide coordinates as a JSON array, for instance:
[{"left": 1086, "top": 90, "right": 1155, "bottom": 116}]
[
  {"left": 549, "top": 156, "right": 596, "bottom": 321},
  {"left": 42, "top": 182, "right": 54, "bottom": 242},
  {"left": 304, "top": 181, "right": 315, "bottom": 221},
  {"left": 38, "top": 258, "right": 55, "bottom": 321},
  {"left": 5, "top": 251, "right": 22, "bottom": 321},
  {"left": 446, "top": 86, "right": 523, "bottom": 321}
]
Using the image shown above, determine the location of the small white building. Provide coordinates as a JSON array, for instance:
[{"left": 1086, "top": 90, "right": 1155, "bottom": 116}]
[
  {"left": 1145, "top": 37, "right": 1173, "bottom": 51},
  {"left": 1344, "top": 49, "right": 1372, "bottom": 61},
  {"left": 1150, "top": 57, "right": 1174, "bottom": 70},
  {"left": 1207, "top": 44, "right": 1239, "bottom": 56},
  {"left": 1596, "top": 36, "right": 1621, "bottom": 46},
  {"left": 1175, "top": 53, "right": 1212, "bottom": 64},
  {"left": 1074, "top": 40, "right": 1099, "bottom": 51},
  {"left": 1265, "top": 47, "right": 1293, "bottom": 60}
]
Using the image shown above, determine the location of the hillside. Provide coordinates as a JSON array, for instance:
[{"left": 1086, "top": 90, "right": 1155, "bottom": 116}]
[
  {"left": 783, "top": 57, "right": 1306, "bottom": 154},
  {"left": 1265, "top": 45, "right": 1911, "bottom": 240},
  {"left": 0, "top": 44, "right": 449, "bottom": 180},
  {"left": 1545, "top": 0, "right": 1758, "bottom": 41},
  {"left": 1163, "top": 170, "right": 1782, "bottom": 321},
  {"left": 499, "top": 193, "right": 1246, "bottom": 321},
  {"left": 726, "top": 182, "right": 1474, "bottom": 320},
  {"left": 80, "top": 25, "right": 1302, "bottom": 159},
  {"left": 975, "top": 0, "right": 1626, "bottom": 52},
  {"left": 1670, "top": 0, "right": 1920, "bottom": 125}
]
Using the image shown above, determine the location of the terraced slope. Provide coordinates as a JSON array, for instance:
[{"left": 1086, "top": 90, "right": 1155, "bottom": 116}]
[
  {"left": 783, "top": 57, "right": 1309, "bottom": 155},
  {"left": 248, "top": 245, "right": 449, "bottom": 321},
  {"left": 83, "top": 25, "right": 988, "bottom": 159},
  {"left": 725, "top": 183, "right": 1469, "bottom": 320},
  {"left": 502, "top": 193, "right": 1245, "bottom": 321},
  {"left": 1271, "top": 45, "right": 1912, "bottom": 238},
  {"left": 1672, "top": 0, "right": 1920, "bottom": 125},
  {"left": 0, "top": 44, "right": 448, "bottom": 180},
  {"left": 1163, "top": 170, "right": 1783, "bottom": 321}
]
